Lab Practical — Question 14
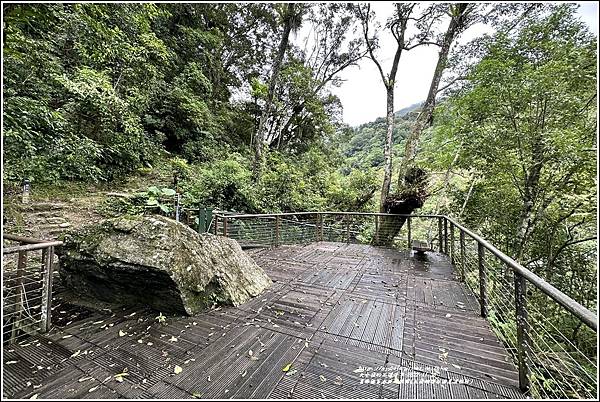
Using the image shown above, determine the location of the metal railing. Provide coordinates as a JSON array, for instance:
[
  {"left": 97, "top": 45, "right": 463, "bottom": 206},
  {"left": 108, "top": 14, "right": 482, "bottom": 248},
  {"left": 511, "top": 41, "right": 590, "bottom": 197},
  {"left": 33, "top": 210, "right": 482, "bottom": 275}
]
[
  {"left": 2, "top": 234, "right": 62, "bottom": 343},
  {"left": 212, "top": 211, "right": 598, "bottom": 398}
]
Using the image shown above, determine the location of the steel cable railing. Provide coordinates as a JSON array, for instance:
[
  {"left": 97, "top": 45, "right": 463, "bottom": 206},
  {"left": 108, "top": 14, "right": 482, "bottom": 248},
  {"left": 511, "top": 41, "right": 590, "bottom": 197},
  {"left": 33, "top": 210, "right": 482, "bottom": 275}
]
[
  {"left": 2, "top": 235, "right": 61, "bottom": 343},
  {"left": 446, "top": 215, "right": 597, "bottom": 398},
  {"left": 211, "top": 211, "right": 597, "bottom": 398}
]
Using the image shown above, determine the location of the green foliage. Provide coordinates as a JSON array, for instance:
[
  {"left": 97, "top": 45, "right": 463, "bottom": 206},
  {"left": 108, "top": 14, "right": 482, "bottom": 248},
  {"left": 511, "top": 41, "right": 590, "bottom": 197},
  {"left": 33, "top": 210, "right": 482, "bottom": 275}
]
[
  {"left": 419, "top": 6, "right": 597, "bottom": 388},
  {"left": 2, "top": 3, "right": 279, "bottom": 182},
  {"left": 3, "top": 3, "right": 368, "bottom": 216},
  {"left": 340, "top": 107, "right": 419, "bottom": 173}
]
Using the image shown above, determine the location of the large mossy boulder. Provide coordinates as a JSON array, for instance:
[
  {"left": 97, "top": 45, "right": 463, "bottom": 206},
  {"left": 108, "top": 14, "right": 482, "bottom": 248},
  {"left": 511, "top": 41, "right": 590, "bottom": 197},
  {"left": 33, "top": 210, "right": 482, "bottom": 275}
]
[{"left": 59, "top": 215, "right": 272, "bottom": 315}]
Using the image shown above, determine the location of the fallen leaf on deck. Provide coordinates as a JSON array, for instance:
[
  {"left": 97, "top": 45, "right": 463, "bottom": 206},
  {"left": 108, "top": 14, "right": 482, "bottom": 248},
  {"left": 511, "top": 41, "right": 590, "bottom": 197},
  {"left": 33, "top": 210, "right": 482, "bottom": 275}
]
[
  {"left": 282, "top": 363, "right": 292, "bottom": 372},
  {"left": 114, "top": 373, "right": 128, "bottom": 383},
  {"left": 174, "top": 365, "right": 183, "bottom": 375},
  {"left": 30, "top": 394, "right": 39, "bottom": 400},
  {"left": 319, "top": 375, "right": 326, "bottom": 382},
  {"left": 70, "top": 350, "right": 81, "bottom": 358},
  {"left": 118, "top": 330, "right": 126, "bottom": 337}
]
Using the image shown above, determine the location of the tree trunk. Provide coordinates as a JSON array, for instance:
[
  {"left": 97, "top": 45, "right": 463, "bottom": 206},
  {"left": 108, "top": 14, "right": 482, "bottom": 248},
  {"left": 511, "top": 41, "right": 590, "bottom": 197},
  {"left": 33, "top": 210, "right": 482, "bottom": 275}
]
[
  {"left": 380, "top": 87, "right": 395, "bottom": 212},
  {"left": 374, "top": 5, "right": 470, "bottom": 247},
  {"left": 252, "top": 4, "right": 295, "bottom": 182},
  {"left": 397, "top": 3, "right": 469, "bottom": 189},
  {"left": 514, "top": 136, "right": 544, "bottom": 262}
]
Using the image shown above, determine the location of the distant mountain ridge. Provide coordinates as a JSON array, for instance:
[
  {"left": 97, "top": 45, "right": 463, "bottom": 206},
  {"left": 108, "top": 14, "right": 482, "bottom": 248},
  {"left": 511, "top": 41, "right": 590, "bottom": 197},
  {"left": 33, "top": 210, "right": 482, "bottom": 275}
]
[
  {"left": 394, "top": 101, "right": 422, "bottom": 118},
  {"left": 353, "top": 101, "right": 422, "bottom": 129},
  {"left": 340, "top": 101, "right": 423, "bottom": 170}
]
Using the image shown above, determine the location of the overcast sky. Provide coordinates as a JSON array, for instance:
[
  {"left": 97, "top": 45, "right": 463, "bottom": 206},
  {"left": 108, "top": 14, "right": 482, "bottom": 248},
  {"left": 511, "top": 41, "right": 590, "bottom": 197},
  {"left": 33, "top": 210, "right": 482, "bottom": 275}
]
[{"left": 314, "top": 2, "right": 599, "bottom": 127}]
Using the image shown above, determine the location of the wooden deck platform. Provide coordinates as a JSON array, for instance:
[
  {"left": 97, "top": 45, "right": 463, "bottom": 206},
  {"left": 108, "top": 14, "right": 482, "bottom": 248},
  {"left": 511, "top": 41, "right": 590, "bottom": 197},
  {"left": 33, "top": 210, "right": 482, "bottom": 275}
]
[{"left": 3, "top": 242, "right": 522, "bottom": 399}]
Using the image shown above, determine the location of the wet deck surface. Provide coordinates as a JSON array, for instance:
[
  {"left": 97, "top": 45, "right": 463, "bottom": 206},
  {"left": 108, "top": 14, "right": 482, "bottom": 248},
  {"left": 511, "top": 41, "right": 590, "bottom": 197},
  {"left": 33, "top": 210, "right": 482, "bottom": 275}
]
[{"left": 3, "top": 242, "right": 522, "bottom": 399}]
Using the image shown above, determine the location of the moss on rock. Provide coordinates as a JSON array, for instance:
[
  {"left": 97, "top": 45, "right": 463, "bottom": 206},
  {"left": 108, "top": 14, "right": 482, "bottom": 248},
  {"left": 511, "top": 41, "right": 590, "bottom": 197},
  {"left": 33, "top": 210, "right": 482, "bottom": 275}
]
[{"left": 59, "top": 215, "right": 272, "bottom": 315}]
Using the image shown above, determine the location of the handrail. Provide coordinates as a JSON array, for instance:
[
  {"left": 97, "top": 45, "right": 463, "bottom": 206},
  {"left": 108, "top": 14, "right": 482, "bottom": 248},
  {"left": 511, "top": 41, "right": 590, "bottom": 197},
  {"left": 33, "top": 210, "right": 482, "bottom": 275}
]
[
  {"left": 214, "top": 211, "right": 442, "bottom": 219},
  {"left": 445, "top": 216, "right": 598, "bottom": 331},
  {"left": 3, "top": 233, "right": 52, "bottom": 244},
  {"left": 215, "top": 211, "right": 597, "bottom": 332},
  {"left": 3, "top": 241, "right": 63, "bottom": 255},
  {"left": 2, "top": 234, "right": 59, "bottom": 338}
]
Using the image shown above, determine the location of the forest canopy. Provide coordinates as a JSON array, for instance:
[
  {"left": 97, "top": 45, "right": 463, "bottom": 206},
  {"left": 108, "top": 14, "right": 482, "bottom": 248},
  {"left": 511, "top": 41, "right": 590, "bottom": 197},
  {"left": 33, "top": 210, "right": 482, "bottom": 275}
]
[{"left": 2, "top": 3, "right": 596, "bottom": 306}]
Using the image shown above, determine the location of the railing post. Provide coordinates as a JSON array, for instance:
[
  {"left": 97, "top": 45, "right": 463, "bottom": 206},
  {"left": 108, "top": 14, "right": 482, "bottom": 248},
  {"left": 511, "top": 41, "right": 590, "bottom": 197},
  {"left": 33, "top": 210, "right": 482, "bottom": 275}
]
[
  {"left": 444, "top": 217, "right": 448, "bottom": 254},
  {"left": 374, "top": 215, "right": 379, "bottom": 244},
  {"left": 222, "top": 216, "right": 228, "bottom": 237},
  {"left": 40, "top": 246, "right": 55, "bottom": 333},
  {"left": 478, "top": 242, "right": 487, "bottom": 317},
  {"left": 346, "top": 216, "right": 351, "bottom": 243},
  {"left": 10, "top": 250, "right": 27, "bottom": 342},
  {"left": 438, "top": 217, "right": 443, "bottom": 252},
  {"left": 514, "top": 271, "right": 531, "bottom": 392},
  {"left": 214, "top": 215, "right": 219, "bottom": 235},
  {"left": 319, "top": 213, "right": 323, "bottom": 241},
  {"left": 459, "top": 229, "right": 465, "bottom": 280},
  {"left": 407, "top": 217, "right": 412, "bottom": 250},
  {"left": 274, "top": 215, "right": 280, "bottom": 247},
  {"left": 450, "top": 222, "right": 455, "bottom": 264},
  {"left": 197, "top": 208, "right": 204, "bottom": 233}
]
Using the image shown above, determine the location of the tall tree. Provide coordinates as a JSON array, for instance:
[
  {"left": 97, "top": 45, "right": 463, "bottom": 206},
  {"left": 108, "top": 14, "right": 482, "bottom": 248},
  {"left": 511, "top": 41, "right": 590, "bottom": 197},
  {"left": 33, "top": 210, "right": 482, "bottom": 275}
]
[
  {"left": 356, "top": 3, "right": 443, "bottom": 212},
  {"left": 253, "top": 3, "right": 304, "bottom": 182},
  {"left": 442, "top": 4, "right": 596, "bottom": 273},
  {"left": 397, "top": 3, "right": 472, "bottom": 189},
  {"left": 264, "top": 3, "right": 367, "bottom": 152}
]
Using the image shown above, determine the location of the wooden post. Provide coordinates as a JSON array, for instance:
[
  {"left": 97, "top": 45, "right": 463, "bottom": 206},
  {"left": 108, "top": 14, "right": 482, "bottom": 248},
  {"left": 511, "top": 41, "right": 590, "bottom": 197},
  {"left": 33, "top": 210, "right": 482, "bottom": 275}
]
[
  {"left": 438, "top": 217, "right": 443, "bottom": 252},
  {"left": 346, "top": 217, "right": 351, "bottom": 243},
  {"left": 275, "top": 215, "right": 280, "bottom": 247},
  {"left": 450, "top": 222, "right": 455, "bottom": 264},
  {"left": 223, "top": 216, "right": 228, "bottom": 237},
  {"left": 459, "top": 230, "right": 465, "bottom": 280},
  {"left": 10, "top": 250, "right": 27, "bottom": 342},
  {"left": 214, "top": 215, "right": 219, "bottom": 235},
  {"left": 40, "top": 246, "right": 55, "bottom": 333},
  {"left": 478, "top": 242, "right": 487, "bottom": 317},
  {"left": 514, "top": 271, "right": 531, "bottom": 392},
  {"left": 374, "top": 215, "right": 379, "bottom": 244},
  {"left": 317, "top": 213, "right": 323, "bottom": 241},
  {"left": 444, "top": 218, "right": 448, "bottom": 254},
  {"left": 406, "top": 217, "right": 412, "bottom": 250}
]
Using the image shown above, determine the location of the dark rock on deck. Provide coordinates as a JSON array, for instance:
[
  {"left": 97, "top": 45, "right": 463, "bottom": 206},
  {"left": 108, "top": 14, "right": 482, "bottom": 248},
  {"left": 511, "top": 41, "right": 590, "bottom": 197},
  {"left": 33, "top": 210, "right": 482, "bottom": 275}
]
[{"left": 59, "top": 215, "right": 271, "bottom": 315}]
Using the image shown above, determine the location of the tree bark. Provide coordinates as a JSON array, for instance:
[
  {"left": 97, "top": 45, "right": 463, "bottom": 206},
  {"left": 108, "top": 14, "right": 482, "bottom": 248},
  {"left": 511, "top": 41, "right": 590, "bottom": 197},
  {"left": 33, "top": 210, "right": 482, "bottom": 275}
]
[
  {"left": 373, "top": 4, "right": 470, "bottom": 247},
  {"left": 380, "top": 87, "right": 395, "bottom": 211},
  {"left": 252, "top": 4, "right": 295, "bottom": 182},
  {"left": 397, "top": 3, "right": 470, "bottom": 189},
  {"left": 514, "top": 135, "right": 544, "bottom": 263}
]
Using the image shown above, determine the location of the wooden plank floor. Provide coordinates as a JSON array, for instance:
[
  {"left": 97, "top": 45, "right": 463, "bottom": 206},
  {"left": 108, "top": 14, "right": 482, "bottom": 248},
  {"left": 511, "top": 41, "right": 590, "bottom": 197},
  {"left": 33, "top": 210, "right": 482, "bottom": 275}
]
[{"left": 3, "top": 242, "right": 522, "bottom": 399}]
